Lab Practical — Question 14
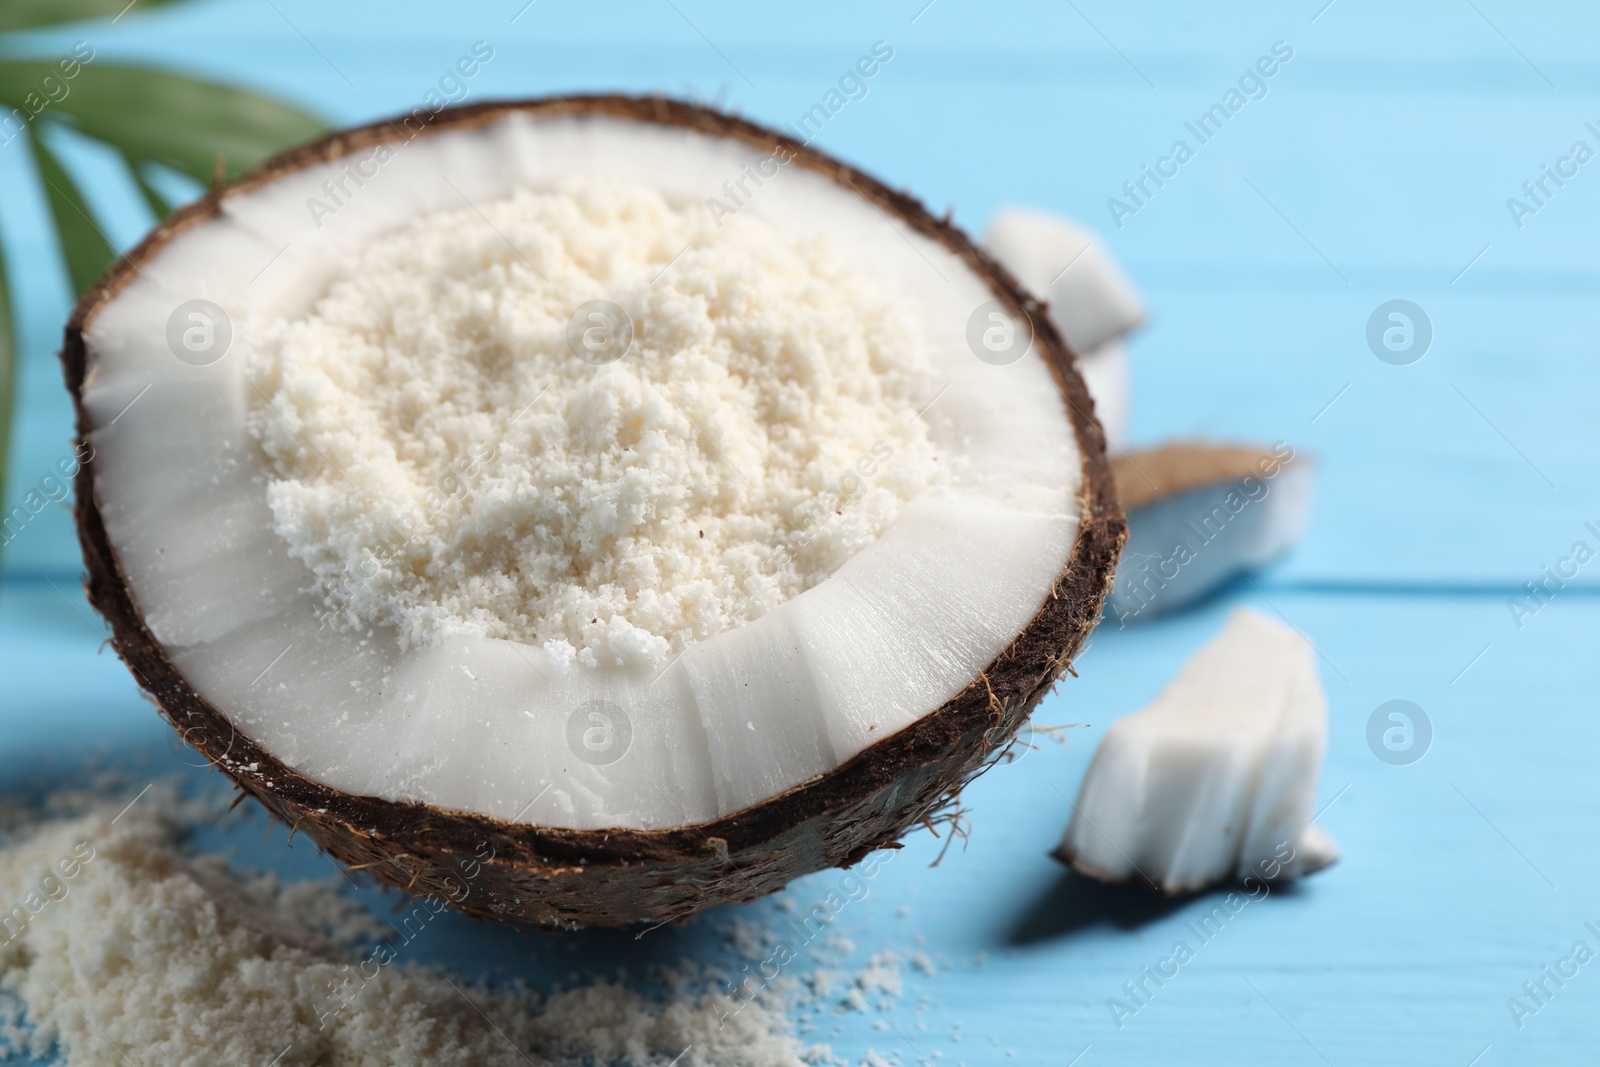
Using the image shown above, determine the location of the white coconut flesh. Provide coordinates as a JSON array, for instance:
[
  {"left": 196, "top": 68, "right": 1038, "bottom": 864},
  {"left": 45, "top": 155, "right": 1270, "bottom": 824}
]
[
  {"left": 79, "top": 113, "right": 1083, "bottom": 831},
  {"left": 982, "top": 207, "right": 1143, "bottom": 449},
  {"left": 1055, "top": 609, "right": 1338, "bottom": 894}
]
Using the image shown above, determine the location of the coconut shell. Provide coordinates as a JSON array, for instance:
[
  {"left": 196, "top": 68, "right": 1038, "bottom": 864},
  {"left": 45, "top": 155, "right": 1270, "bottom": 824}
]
[
  {"left": 60, "top": 95, "right": 1125, "bottom": 928},
  {"left": 1111, "top": 441, "right": 1302, "bottom": 511}
]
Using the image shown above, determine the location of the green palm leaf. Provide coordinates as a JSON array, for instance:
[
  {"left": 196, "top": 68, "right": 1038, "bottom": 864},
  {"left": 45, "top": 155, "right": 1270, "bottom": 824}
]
[
  {"left": 0, "top": 62, "right": 325, "bottom": 187},
  {"left": 130, "top": 157, "right": 178, "bottom": 220},
  {"left": 0, "top": 0, "right": 187, "bottom": 34},
  {"left": 30, "top": 127, "right": 118, "bottom": 296},
  {"left": 0, "top": 12, "right": 327, "bottom": 575}
]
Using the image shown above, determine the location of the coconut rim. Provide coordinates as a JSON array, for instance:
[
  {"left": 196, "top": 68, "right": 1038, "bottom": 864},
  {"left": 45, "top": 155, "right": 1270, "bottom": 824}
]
[{"left": 61, "top": 94, "right": 1125, "bottom": 877}]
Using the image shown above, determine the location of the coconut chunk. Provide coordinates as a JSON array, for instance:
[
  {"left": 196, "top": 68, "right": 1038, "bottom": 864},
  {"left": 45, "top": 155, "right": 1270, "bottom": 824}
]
[
  {"left": 982, "top": 207, "right": 1145, "bottom": 354},
  {"left": 1054, "top": 608, "right": 1338, "bottom": 894},
  {"left": 1107, "top": 442, "right": 1314, "bottom": 625},
  {"left": 982, "top": 208, "right": 1142, "bottom": 447},
  {"left": 1076, "top": 340, "right": 1129, "bottom": 448}
]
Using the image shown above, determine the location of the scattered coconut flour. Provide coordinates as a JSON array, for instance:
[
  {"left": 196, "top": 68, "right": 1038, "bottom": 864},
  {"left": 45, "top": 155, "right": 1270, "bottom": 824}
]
[
  {"left": 248, "top": 180, "right": 947, "bottom": 668},
  {"left": 853, "top": 953, "right": 903, "bottom": 1000},
  {"left": 0, "top": 784, "right": 854, "bottom": 1067}
]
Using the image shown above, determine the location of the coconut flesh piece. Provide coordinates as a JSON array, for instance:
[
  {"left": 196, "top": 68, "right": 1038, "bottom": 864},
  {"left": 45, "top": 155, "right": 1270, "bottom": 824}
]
[
  {"left": 982, "top": 207, "right": 1144, "bottom": 448},
  {"left": 1107, "top": 442, "right": 1314, "bottom": 625},
  {"left": 1054, "top": 608, "right": 1339, "bottom": 894},
  {"left": 65, "top": 99, "right": 1123, "bottom": 926}
]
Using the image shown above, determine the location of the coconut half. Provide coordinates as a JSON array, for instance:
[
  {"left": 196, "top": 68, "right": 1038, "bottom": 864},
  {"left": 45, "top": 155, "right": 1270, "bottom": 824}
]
[{"left": 62, "top": 97, "right": 1123, "bottom": 928}]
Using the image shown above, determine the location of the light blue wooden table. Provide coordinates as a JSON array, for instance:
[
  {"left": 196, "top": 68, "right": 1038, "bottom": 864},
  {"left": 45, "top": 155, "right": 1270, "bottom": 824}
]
[{"left": 3, "top": 2, "right": 1598, "bottom": 1063}]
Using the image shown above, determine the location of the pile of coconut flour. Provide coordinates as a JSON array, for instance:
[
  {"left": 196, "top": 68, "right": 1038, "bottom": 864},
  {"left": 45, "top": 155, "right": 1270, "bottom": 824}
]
[
  {"left": 0, "top": 786, "right": 839, "bottom": 1067},
  {"left": 248, "top": 181, "right": 947, "bottom": 668}
]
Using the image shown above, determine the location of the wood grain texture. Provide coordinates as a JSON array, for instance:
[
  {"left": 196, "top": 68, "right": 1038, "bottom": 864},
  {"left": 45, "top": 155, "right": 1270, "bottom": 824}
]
[{"left": 1, "top": 1, "right": 1595, "bottom": 1062}]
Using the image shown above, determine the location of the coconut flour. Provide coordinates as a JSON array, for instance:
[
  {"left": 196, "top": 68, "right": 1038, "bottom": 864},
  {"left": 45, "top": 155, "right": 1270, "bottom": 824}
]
[
  {"left": 248, "top": 181, "right": 946, "bottom": 668},
  {"left": 0, "top": 785, "right": 849, "bottom": 1067}
]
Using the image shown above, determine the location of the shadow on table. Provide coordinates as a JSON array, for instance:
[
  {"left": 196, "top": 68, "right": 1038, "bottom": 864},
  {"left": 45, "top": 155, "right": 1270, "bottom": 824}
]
[
  {"left": 1007, "top": 870, "right": 1190, "bottom": 945},
  {"left": 1006, "top": 866, "right": 1318, "bottom": 946}
]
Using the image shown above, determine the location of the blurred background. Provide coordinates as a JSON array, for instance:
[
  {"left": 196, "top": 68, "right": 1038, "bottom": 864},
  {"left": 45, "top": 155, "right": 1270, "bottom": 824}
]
[{"left": 2, "top": 2, "right": 1597, "bottom": 1064}]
